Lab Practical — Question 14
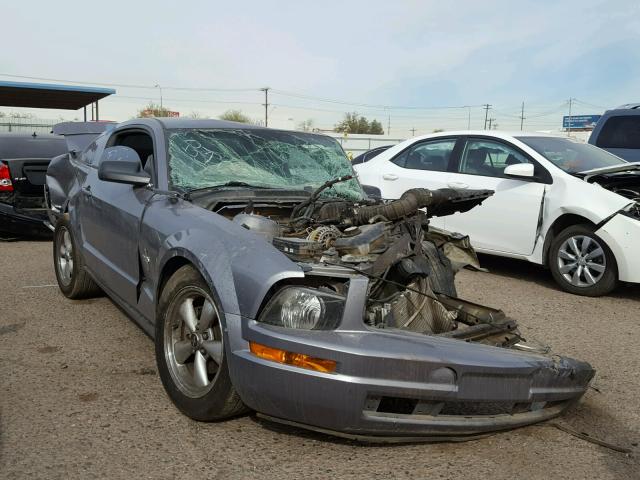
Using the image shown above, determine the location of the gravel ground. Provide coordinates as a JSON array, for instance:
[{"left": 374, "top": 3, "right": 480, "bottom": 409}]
[{"left": 1, "top": 241, "right": 638, "bottom": 479}]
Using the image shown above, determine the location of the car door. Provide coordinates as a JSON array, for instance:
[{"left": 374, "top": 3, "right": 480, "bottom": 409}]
[
  {"left": 79, "top": 127, "right": 156, "bottom": 308},
  {"left": 444, "top": 137, "right": 548, "bottom": 255},
  {"left": 375, "top": 137, "right": 461, "bottom": 229}
]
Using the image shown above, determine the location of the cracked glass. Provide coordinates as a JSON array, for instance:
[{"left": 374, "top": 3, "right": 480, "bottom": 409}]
[{"left": 167, "top": 128, "right": 365, "bottom": 200}]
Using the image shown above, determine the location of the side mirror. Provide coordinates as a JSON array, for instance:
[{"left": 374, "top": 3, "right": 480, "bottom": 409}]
[
  {"left": 98, "top": 146, "right": 150, "bottom": 186},
  {"left": 362, "top": 184, "right": 382, "bottom": 200},
  {"left": 504, "top": 163, "right": 535, "bottom": 178}
]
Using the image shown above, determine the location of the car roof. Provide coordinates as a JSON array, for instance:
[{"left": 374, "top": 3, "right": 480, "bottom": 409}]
[
  {"left": 613, "top": 103, "right": 640, "bottom": 110},
  {"left": 114, "top": 118, "right": 337, "bottom": 140},
  {"left": 405, "top": 130, "right": 565, "bottom": 142},
  {"left": 153, "top": 118, "right": 264, "bottom": 130}
]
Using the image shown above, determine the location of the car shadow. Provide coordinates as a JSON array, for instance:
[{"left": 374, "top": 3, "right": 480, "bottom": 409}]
[
  {"left": 250, "top": 414, "right": 489, "bottom": 447},
  {"left": 475, "top": 254, "right": 640, "bottom": 301},
  {"left": 0, "top": 233, "right": 52, "bottom": 242}
]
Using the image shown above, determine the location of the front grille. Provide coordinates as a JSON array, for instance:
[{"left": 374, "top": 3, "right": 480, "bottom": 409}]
[{"left": 368, "top": 395, "right": 563, "bottom": 417}]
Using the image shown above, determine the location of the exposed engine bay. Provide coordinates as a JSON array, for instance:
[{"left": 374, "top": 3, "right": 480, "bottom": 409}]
[
  {"left": 581, "top": 169, "right": 640, "bottom": 218},
  {"left": 192, "top": 182, "right": 538, "bottom": 351}
]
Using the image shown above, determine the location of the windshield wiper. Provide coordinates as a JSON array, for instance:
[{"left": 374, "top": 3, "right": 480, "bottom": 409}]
[
  {"left": 290, "top": 175, "right": 354, "bottom": 222},
  {"left": 184, "top": 181, "right": 271, "bottom": 199}
]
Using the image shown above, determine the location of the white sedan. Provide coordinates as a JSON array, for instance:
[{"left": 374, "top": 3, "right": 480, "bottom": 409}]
[{"left": 355, "top": 131, "right": 640, "bottom": 296}]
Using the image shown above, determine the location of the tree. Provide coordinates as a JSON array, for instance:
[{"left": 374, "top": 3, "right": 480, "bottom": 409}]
[
  {"left": 136, "top": 102, "right": 173, "bottom": 118},
  {"left": 335, "top": 112, "right": 384, "bottom": 135},
  {"left": 219, "top": 109, "right": 251, "bottom": 123},
  {"left": 189, "top": 111, "right": 210, "bottom": 119},
  {"left": 369, "top": 120, "right": 384, "bottom": 135},
  {"left": 297, "top": 118, "right": 315, "bottom": 132},
  {"left": 432, "top": 128, "right": 445, "bottom": 133}
]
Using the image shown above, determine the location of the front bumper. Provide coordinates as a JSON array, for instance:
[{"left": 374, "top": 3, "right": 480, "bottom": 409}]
[
  {"left": 595, "top": 212, "right": 640, "bottom": 283},
  {"left": 0, "top": 202, "right": 51, "bottom": 237},
  {"left": 229, "top": 319, "right": 594, "bottom": 439}
]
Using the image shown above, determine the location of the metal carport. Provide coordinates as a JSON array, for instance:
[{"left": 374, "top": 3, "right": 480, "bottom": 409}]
[{"left": 0, "top": 80, "right": 115, "bottom": 120}]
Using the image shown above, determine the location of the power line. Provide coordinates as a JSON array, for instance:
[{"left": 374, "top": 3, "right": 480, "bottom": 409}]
[
  {"left": 111, "top": 95, "right": 262, "bottom": 106},
  {"left": 271, "top": 89, "right": 483, "bottom": 111},
  {"left": 0, "top": 73, "right": 261, "bottom": 92},
  {"left": 573, "top": 98, "right": 608, "bottom": 110}
]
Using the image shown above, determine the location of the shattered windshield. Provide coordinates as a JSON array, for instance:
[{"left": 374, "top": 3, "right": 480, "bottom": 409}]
[
  {"left": 167, "top": 128, "right": 365, "bottom": 200},
  {"left": 517, "top": 136, "right": 627, "bottom": 173}
]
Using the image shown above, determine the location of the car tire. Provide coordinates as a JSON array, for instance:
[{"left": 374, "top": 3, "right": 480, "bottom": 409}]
[
  {"left": 549, "top": 224, "right": 617, "bottom": 296},
  {"left": 53, "top": 215, "right": 102, "bottom": 299},
  {"left": 155, "top": 265, "right": 247, "bottom": 421}
]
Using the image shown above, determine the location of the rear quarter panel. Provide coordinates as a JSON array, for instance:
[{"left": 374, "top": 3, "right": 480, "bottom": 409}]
[{"left": 46, "top": 153, "right": 78, "bottom": 213}]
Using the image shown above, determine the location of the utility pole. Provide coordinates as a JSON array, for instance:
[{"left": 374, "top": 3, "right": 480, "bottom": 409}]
[
  {"left": 386, "top": 107, "right": 391, "bottom": 135},
  {"left": 519, "top": 101, "right": 525, "bottom": 130},
  {"left": 410, "top": 127, "right": 416, "bottom": 136},
  {"left": 261, "top": 87, "right": 270, "bottom": 127},
  {"left": 567, "top": 97, "right": 574, "bottom": 137},
  {"left": 483, "top": 104, "right": 492, "bottom": 130},
  {"left": 488, "top": 117, "right": 497, "bottom": 130},
  {"left": 154, "top": 84, "right": 163, "bottom": 110},
  {"left": 466, "top": 106, "right": 471, "bottom": 129}
]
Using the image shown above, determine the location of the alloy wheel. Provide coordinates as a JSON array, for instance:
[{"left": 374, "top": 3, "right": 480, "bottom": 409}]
[
  {"left": 557, "top": 235, "right": 606, "bottom": 287},
  {"left": 164, "top": 287, "right": 224, "bottom": 398},
  {"left": 57, "top": 228, "right": 74, "bottom": 286}
]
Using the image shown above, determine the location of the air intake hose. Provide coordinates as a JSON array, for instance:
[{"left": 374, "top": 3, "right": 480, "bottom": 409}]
[{"left": 349, "top": 188, "right": 456, "bottom": 225}]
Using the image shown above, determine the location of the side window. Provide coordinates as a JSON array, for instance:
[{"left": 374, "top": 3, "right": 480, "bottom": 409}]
[
  {"left": 391, "top": 139, "right": 456, "bottom": 171},
  {"left": 459, "top": 139, "right": 532, "bottom": 178},
  {"left": 596, "top": 116, "right": 640, "bottom": 149},
  {"left": 111, "top": 131, "right": 155, "bottom": 168}
]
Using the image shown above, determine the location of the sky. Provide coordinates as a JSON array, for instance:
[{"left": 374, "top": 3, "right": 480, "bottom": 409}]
[{"left": 1, "top": 0, "right": 639, "bottom": 135}]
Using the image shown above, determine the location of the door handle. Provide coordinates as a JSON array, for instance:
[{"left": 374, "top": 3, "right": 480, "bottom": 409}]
[
  {"left": 382, "top": 173, "right": 399, "bottom": 181},
  {"left": 448, "top": 182, "right": 469, "bottom": 189}
]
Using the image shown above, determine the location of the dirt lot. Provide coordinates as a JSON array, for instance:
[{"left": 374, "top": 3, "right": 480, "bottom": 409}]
[{"left": 1, "top": 240, "right": 638, "bottom": 479}]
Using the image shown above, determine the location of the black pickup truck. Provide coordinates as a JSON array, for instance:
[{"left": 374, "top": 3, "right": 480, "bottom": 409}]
[{"left": 0, "top": 132, "right": 67, "bottom": 237}]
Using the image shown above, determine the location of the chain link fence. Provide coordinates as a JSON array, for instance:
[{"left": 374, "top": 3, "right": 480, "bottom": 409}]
[{"left": 0, "top": 117, "right": 57, "bottom": 134}]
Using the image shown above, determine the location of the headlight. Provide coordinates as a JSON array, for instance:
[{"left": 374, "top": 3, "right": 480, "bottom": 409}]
[{"left": 258, "top": 287, "right": 345, "bottom": 330}]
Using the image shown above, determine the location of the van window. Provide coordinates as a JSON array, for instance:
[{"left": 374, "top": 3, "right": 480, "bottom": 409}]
[{"left": 596, "top": 116, "right": 640, "bottom": 149}]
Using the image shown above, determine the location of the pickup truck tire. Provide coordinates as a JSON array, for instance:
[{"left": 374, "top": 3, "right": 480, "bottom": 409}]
[
  {"left": 156, "top": 265, "right": 247, "bottom": 421},
  {"left": 549, "top": 224, "right": 617, "bottom": 297},
  {"left": 53, "top": 215, "right": 102, "bottom": 299}
]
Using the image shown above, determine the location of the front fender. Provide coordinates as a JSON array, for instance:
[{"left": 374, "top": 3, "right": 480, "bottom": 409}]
[{"left": 145, "top": 199, "right": 304, "bottom": 319}]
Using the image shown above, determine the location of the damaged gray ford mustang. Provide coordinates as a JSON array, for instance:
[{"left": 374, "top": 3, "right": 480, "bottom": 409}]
[{"left": 46, "top": 118, "right": 594, "bottom": 441}]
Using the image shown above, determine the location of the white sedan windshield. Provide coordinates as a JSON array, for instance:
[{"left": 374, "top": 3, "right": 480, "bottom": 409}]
[{"left": 517, "top": 136, "right": 627, "bottom": 173}]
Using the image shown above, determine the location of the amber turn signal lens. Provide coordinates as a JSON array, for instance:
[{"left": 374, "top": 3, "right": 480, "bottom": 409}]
[{"left": 249, "top": 342, "right": 337, "bottom": 373}]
